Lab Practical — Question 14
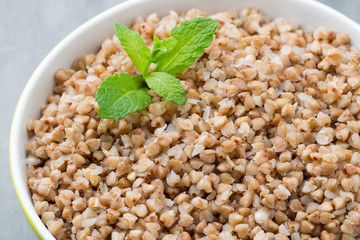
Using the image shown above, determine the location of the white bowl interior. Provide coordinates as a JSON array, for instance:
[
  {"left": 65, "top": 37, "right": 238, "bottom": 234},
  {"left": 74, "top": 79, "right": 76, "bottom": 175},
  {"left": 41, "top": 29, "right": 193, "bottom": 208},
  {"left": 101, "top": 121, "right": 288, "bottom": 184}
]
[{"left": 10, "top": 0, "right": 360, "bottom": 238}]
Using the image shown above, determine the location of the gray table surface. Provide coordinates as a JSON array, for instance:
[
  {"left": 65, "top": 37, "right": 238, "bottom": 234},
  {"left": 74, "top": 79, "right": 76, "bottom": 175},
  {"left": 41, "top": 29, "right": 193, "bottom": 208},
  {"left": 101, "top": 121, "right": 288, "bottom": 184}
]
[{"left": 1, "top": 0, "right": 359, "bottom": 239}]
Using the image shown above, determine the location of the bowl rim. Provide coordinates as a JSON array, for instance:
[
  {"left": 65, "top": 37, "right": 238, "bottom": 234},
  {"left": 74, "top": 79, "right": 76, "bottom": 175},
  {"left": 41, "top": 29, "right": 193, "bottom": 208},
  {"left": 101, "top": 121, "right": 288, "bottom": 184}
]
[{"left": 9, "top": 0, "right": 360, "bottom": 239}]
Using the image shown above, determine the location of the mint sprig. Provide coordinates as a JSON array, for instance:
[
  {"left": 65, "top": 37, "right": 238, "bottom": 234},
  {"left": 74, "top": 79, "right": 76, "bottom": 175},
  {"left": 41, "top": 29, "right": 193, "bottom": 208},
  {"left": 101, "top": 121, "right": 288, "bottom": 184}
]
[{"left": 96, "top": 18, "right": 218, "bottom": 119}]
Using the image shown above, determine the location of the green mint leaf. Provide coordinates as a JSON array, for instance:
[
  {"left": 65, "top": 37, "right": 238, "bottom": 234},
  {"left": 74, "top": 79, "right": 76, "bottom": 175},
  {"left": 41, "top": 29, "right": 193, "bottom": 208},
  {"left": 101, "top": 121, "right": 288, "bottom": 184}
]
[
  {"left": 145, "top": 72, "right": 185, "bottom": 105},
  {"left": 155, "top": 18, "right": 218, "bottom": 76},
  {"left": 115, "top": 24, "right": 150, "bottom": 74},
  {"left": 150, "top": 36, "right": 177, "bottom": 63},
  {"left": 153, "top": 35, "right": 161, "bottom": 47},
  {"left": 137, "top": 46, "right": 151, "bottom": 60},
  {"left": 95, "top": 73, "right": 151, "bottom": 119},
  {"left": 160, "top": 37, "right": 177, "bottom": 52}
]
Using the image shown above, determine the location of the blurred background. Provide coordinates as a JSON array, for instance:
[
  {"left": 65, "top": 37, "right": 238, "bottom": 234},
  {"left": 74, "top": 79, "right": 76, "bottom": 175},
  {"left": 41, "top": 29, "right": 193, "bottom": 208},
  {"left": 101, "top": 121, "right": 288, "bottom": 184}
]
[{"left": 0, "top": 0, "right": 359, "bottom": 239}]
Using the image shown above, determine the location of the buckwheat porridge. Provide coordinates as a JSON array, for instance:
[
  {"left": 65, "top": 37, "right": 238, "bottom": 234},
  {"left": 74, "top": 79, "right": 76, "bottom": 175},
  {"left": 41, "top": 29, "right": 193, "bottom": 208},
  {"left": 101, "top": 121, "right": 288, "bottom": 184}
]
[{"left": 26, "top": 8, "right": 360, "bottom": 240}]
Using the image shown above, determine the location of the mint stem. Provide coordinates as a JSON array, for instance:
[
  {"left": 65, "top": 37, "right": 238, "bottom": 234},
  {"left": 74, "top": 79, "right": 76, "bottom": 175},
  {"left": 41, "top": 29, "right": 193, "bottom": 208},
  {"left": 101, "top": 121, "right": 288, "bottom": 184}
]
[{"left": 143, "top": 61, "right": 151, "bottom": 78}]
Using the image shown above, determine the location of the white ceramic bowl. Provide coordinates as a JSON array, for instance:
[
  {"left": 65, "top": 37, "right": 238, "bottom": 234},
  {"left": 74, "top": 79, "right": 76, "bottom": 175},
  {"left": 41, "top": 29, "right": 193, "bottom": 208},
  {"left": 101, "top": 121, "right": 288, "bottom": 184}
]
[{"left": 10, "top": 0, "right": 360, "bottom": 239}]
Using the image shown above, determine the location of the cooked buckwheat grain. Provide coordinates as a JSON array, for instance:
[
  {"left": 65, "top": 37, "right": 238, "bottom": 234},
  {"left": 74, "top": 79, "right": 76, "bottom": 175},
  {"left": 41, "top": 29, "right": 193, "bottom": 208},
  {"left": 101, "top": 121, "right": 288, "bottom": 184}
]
[{"left": 27, "top": 8, "right": 360, "bottom": 240}]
